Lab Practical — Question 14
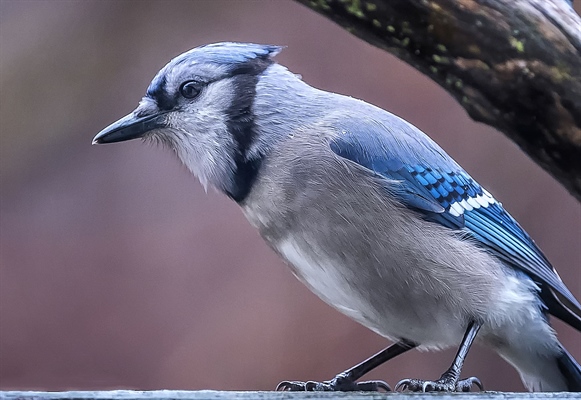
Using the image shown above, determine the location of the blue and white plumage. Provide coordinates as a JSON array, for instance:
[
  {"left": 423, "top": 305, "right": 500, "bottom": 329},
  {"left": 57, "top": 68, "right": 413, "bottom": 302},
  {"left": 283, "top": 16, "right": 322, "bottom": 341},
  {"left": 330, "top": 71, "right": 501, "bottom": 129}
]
[
  {"left": 93, "top": 42, "right": 581, "bottom": 392},
  {"left": 329, "top": 119, "right": 581, "bottom": 328}
]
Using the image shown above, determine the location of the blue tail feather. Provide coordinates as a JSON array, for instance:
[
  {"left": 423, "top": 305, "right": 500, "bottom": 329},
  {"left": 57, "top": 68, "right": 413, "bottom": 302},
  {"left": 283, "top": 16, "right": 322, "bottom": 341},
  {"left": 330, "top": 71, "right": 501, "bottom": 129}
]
[{"left": 557, "top": 345, "right": 581, "bottom": 392}]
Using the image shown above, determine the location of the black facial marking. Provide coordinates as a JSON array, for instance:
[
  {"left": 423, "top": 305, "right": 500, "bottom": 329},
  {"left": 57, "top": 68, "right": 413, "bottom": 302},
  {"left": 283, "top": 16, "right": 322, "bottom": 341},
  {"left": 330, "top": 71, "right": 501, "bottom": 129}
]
[
  {"left": 146, "top": 74, "right": 177, "bottom": 111},
  {"left": 225, "top": 58, "right": 274, "bottom": 203},
  {"left": 229, "top": 157, "right": 263, "bottom": 204}
]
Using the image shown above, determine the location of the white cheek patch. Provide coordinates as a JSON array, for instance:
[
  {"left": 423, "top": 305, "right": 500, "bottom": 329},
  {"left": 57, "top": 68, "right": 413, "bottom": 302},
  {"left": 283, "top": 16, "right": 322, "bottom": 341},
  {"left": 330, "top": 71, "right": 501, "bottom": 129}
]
[{"left": 164, "top": 79, "right": 239, "bottom": 192}]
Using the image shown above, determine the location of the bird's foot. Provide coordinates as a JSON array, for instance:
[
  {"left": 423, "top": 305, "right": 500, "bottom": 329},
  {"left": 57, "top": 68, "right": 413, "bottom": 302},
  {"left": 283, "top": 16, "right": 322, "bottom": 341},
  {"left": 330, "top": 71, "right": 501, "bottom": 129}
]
[
  {"left": 276, "top": 373, "right": 391, "bottom": 392},
  {"left": 395, "top": 376, "right": 483, "bottom": 392}
]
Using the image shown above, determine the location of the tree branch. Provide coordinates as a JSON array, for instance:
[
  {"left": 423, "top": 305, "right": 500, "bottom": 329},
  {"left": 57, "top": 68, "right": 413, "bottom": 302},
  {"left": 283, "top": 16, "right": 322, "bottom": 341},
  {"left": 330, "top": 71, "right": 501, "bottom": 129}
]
[{"left": 295, "top": 0, "right": 581, "bottom": 200}]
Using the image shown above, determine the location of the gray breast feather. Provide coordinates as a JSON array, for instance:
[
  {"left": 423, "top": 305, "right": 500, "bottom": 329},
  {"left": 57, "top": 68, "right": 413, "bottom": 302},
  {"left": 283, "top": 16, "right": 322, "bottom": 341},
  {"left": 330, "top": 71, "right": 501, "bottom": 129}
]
[{"left": 242, "top": 126, "right": 550, "bottom": 350}]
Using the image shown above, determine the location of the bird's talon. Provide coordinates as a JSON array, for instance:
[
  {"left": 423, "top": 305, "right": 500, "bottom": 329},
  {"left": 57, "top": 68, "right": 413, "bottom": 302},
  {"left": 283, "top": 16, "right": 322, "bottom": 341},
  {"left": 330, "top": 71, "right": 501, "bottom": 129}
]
[
  {"left": 275, "top": 377, "right": 390, "bottom": 392},
  {"left": 394, "top": 379, "right": 411, "bottom": 392},
  {"left": 457, "top": 376, "right": 484, "bottom": 392},
  {"left": 275, "top": 381, "right": 305, "bottom": 391},
  {"left": 357, "top": 380, "right": 391, "bottom": 392},
  {"left": 396, "top": 376, "right": 483, "bottom": 392},
  {"left": 304, "top": 381, "right": 321, "bottom": 391}
]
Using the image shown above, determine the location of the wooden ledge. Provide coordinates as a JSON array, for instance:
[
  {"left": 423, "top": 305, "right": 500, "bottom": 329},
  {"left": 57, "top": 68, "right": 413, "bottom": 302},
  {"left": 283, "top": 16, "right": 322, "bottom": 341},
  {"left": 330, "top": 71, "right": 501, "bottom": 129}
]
[{"left": 2, "top": 391, "right": 581, "bottom": 400}]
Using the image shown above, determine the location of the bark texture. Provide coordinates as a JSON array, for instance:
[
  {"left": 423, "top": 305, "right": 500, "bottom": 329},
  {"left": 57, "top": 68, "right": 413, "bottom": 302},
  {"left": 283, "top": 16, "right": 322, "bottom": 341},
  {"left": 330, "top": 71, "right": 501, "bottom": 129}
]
[{"left": 296, "top": 0, "right": 581, "bottom": 200}]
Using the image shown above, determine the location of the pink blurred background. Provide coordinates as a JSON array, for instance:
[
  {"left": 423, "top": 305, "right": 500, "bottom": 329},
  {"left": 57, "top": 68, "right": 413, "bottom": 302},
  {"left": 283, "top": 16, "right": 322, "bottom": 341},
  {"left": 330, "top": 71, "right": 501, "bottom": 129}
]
[{"left": 1, "top": 0, "right": 579, "bottom": 392}]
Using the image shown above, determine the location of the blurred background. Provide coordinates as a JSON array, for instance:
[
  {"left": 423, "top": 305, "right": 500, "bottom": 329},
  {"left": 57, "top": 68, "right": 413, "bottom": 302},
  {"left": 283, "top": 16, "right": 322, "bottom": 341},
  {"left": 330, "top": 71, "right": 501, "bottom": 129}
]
[{"left": 1, "top": 0, "right": 579, "bottom": 392}]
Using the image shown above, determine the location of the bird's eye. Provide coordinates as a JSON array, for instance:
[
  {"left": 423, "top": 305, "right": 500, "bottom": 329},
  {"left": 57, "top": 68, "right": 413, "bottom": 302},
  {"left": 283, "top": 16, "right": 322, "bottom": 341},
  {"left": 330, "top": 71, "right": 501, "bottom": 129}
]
[{"left": 179, "top": 81, "right": 202, "bottom": 99}]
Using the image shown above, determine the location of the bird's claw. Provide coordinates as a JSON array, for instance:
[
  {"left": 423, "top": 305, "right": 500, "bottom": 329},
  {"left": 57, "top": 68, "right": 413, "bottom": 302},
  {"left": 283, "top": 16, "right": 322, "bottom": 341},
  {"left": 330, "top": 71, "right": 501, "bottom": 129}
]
[
  {"left": 395, "top": 376, "right": 483, "bottom": 392},
  {"left": 276, "top": 381, "right": 309, "bottom": 391},
  {"left": 456, "top": 377, "right": 484, "bottom": 392},
  {"left": 276, "top": 374, "right": 391, "bottom": 392},
  {"left": 275, "top": 381, "right": 338, "bottom": 391}
]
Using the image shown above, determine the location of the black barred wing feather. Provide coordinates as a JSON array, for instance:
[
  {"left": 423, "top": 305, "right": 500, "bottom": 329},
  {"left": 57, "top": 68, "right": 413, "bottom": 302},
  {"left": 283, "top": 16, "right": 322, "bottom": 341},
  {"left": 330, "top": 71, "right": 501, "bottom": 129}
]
[{"left": 329, "top": 120, "right": 580, "bottom": 329}]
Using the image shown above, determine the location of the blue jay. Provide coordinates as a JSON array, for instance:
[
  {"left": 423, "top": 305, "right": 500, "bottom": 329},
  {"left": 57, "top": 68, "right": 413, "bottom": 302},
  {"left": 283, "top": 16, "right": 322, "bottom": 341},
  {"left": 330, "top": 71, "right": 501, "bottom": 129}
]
[{"left": 93, "top": 42, "right": 581, "bottom": 392}]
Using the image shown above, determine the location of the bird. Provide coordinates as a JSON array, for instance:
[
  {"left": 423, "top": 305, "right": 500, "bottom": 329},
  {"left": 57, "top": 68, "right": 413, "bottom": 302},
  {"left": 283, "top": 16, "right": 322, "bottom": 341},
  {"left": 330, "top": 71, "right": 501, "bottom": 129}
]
[{"left": 93, "top": 42, "right": 581, "bottom": 392}]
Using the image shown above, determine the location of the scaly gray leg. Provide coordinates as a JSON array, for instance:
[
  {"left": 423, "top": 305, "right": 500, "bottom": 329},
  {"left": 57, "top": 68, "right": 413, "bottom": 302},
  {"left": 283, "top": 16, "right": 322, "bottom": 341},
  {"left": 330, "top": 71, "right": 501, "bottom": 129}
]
[
  {"left": 396, "top": 320, "right": 484, "bottom": 392},
  {"left": 276, "top": 339, "right": 416, "bottom": 392}
]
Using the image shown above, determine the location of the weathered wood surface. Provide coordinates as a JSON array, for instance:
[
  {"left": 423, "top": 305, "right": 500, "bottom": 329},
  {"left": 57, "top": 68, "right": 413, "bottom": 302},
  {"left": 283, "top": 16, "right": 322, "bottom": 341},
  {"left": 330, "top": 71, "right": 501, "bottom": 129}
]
[
  {"left": 295, "top": 0, "right": 581, "bottom": 200},
  {"left": 2, "top": 391, "right": 581, "bottom": 400}
]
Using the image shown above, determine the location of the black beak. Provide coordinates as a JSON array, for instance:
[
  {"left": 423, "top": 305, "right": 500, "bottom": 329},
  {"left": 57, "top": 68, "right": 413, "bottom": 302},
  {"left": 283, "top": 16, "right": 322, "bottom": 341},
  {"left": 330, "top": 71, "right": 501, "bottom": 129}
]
[{"left": 92, "top": 111, "right": 168, "bottom": 145}]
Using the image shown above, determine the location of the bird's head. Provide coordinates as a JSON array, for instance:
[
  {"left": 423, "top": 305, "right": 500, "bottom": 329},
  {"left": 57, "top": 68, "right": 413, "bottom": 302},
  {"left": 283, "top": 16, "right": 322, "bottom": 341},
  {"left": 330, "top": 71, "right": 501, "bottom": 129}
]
[{"left": 93, "top": 42, "right": 287, "bottom": 201}]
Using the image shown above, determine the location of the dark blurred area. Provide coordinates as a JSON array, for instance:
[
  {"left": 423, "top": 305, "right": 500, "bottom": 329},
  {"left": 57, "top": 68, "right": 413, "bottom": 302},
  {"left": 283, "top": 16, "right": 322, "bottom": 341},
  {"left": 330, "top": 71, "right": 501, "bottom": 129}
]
[{"left": 1, "top": 0, "right": 579, "bottom": 392}]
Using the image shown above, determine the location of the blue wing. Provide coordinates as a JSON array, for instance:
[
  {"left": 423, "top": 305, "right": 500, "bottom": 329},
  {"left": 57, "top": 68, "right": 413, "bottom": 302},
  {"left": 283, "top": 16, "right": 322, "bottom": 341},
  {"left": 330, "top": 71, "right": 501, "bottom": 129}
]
[{"left": 329, "top": 116, "right": 581, "bottom": 327}]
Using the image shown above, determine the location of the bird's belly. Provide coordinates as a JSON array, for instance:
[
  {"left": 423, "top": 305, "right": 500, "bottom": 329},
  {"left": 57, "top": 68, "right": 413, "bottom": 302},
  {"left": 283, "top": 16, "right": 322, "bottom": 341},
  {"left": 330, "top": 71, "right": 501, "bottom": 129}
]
[
  {"left": 277, "top": 237, "right": 370, "bottom": 324},
  {"left": 275, "top": 235, "right": 466, "bottom": 348}
]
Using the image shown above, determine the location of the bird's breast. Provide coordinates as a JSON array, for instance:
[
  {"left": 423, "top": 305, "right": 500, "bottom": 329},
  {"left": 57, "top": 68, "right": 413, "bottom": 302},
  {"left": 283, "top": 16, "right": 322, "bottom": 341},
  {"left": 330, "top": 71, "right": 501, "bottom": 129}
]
[
  {"left": 275, "top": 235, "right": 373, "bottom": 326},
  {"left": 240, "top": 132, "right": 499, "bottom": 347}
]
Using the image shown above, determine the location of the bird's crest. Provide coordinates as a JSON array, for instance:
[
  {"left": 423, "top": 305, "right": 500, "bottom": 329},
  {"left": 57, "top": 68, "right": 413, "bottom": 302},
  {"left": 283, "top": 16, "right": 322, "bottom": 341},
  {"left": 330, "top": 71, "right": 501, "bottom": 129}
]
[
  {"left": 170, "top": 42, "right": 283, "bottom": 74},
  {"left": 194, "top": 42, "right": 283, "bottom": 64}
]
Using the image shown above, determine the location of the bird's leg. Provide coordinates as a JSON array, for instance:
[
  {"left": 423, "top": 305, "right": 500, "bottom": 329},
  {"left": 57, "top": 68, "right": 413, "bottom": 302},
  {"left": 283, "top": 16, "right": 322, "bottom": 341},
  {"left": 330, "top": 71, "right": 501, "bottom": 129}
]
[
  {"left": 396, "top": 320, "right": 484, "bottom": 392},
  {"left": 276, "top": 339, "right": 416, "bottom": 392}
]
